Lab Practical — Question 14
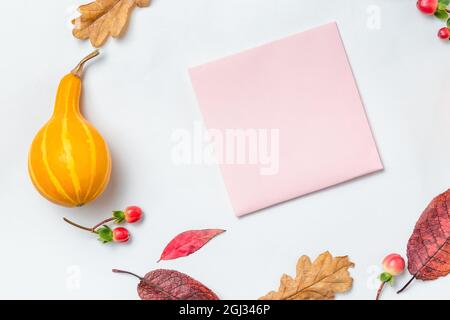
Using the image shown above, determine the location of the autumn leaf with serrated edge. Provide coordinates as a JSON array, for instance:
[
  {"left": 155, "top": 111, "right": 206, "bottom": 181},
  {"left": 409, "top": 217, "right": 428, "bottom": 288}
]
[
  {"left": 398, "top": 189, "right": 450, "bottom": 293},
  {"left": 113, "top": 269, "right": 219, "bottom": 300},
  {"left": 259, "top": 251, "right": 354, "bottom": 300},
  {"left": 72, "top": 0, "right": 150, "bottom": 48}
]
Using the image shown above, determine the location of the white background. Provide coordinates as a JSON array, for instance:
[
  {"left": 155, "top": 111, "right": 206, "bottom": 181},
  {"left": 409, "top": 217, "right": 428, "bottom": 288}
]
[{"left": 0, "top": 0, "right": 449, "bottom": 300}]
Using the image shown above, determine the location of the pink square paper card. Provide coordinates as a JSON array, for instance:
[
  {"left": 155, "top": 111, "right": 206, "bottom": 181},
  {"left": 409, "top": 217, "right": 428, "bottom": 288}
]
[{"left": 189, "top": 22, "right": 383, "bottom": 216}]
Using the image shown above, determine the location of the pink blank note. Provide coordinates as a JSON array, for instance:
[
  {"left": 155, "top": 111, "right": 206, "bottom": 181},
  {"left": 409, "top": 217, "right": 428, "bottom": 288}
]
[{"left": 189, "top": 22, "right": 383, "bottom": 216}]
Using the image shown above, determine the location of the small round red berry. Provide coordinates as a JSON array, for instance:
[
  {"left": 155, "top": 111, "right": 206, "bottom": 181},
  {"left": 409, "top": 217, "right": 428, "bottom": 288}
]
[
  {"left": 113, "top": 227, "right": 130, "bottom": 243},
  {"left": 376, "top": 253, "right": 406, "bottom": 299},
  {"left": 438, "top": 27, "right": 450, "bottom": 40},
  {"left": 124, "top": 206, "right": 143, "bottom": 223},
  {"left": 417, "top": 0, "right": 438, "bottom": 15},
  {"left": 382, "top": 253, "right": 405, "bottom": 276}
]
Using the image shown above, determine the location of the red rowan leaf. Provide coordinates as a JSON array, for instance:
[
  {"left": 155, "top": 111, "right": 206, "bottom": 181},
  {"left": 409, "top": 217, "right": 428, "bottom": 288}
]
[
  {"left": 159, "top": 229, "right": 225, "bottom": 262},
  {"left": 399, "top": 189, "right": 450, "bottom": 292},
  {"left": 113, "top": 269, "right": 219, "bottom": 300}
]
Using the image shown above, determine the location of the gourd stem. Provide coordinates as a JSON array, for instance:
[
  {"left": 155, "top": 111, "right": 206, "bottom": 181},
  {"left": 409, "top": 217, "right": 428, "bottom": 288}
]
[{"left": 71, "top": 49, "right": 100, "bottom": 78}]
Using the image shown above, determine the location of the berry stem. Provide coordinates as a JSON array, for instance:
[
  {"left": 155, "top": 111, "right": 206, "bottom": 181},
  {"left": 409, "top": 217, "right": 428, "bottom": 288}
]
[
  {"left": 92, "top": 217, "right": 116, "bottom": 231},
  {"left": 63, "top": 217, "right": 117, "bottom": 233},
  {"left": 63, "top": 217, "right": 95, "bottom": 232},
  {"left": 397, "top": 275, "right": 416, "bottom": 294},
  {"left": 112, "top": 269, "right": 143, "bottom": 280},
  {"left": 375, "top": 281, "right": 385, "bottom": 300}
]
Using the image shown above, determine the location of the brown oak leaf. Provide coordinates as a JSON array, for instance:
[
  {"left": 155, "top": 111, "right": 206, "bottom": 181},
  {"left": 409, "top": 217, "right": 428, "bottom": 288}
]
[
  {"left": 72, "top": 0, "right": 150, "bottom": 48},
  {"left": 259, "top": 251, "right": 354, "bottom": 300},
  {"left": 113, "top": 269, "right": 219, "bottom": 300},
  {"left": 398, "top": 189, "right": 450, "bottom": 293}
]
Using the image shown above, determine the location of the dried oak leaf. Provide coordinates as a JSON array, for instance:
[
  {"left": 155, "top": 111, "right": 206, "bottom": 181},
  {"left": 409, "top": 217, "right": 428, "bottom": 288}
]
[
  {"left": 159, "top": 229, "right": 226, "bottom": 262},
  {"left": 260, "top": 251, "right": 354, "bottom": 300},
  {"left": 113, "top": 269, "right": 219, "bottom": 300},
  {"left": 72, "top": 0, "right": 150, "bottom": 48},
  {"left": 399, "top": 189, "right": 450, "bottom": 292}
]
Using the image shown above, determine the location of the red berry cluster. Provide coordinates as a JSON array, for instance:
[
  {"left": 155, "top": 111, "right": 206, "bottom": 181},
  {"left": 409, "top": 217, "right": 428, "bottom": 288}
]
[
  {"left": 64, "top": 206, "right": 143, "bottom": 244},
  {"left": 417, "top": 0, "right": 450, "bottom": 40}
]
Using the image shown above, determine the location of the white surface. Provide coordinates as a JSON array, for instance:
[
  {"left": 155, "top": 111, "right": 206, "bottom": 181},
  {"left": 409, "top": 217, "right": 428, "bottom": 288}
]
[{"left": 0, "top": 0, "right": 450, "bottom": 300}]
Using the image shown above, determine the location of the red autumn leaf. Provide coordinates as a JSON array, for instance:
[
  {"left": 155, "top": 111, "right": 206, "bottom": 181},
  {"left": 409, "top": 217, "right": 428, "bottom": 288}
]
[
  {"left": 113, "top": 269, "right": 219, "bottom": 300},
  {"left": 158, "top": 229, "right": 225, "bottom": 262},
  {"left": 398, "top": 189, "right": 450, "bottom": 293}
]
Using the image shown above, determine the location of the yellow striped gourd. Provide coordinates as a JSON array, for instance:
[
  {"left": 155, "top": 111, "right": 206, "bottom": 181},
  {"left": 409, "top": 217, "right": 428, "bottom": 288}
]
[{"left": 28, "top": 50, "right": 111, "bottom": 207}]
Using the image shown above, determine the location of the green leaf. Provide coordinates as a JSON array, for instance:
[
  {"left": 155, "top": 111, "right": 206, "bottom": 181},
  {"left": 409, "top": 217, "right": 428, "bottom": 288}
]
[
  {"left": 96, "top": 225, "right": 113, "bottom": 243},
  {"left": 447, "top": 17, "right": 450, "bottom": 28},
  {"left": 379, "top": 272, "right": 392, "bottom": 283},
  {"left": 439, "top": 0, "right": 450, "bottom": 6},
  {"left": 435, "top": 9, "right": 449, "bottom": 20},
  {"left": 113, "top": 210, "right": 125, "bottom": 224}
]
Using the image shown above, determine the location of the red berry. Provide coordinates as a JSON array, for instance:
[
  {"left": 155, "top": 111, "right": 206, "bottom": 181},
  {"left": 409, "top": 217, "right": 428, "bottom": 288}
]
[
  {"left": 382, "top": 253, "right": 405, "bottom": 276},
  {"left": 438, "top": 27, "right": 450, "bottom": 39},
  {"left": 113, "top": 227, "right": 130, "bottom": 243},
  {"left": 417, "top": 0, "right": 438, "bottom": 15},
  {"left": 124, "top": 206, "right": 143, "bottom": 223}
]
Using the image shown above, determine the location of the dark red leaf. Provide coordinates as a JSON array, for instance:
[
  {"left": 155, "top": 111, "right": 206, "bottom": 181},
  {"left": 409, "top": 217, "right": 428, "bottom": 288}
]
[
  {"left": 399, "top": 189, "right": 450, "bottom": 292},
  {"left": 139, "top": 269, "right": 219, "bottom": 300},
  {"left": 112, "top": 269, "right": 219, "bottom": 300},
  {"left": 159, "top": 229, "right": 225, "bottom": 262}
]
